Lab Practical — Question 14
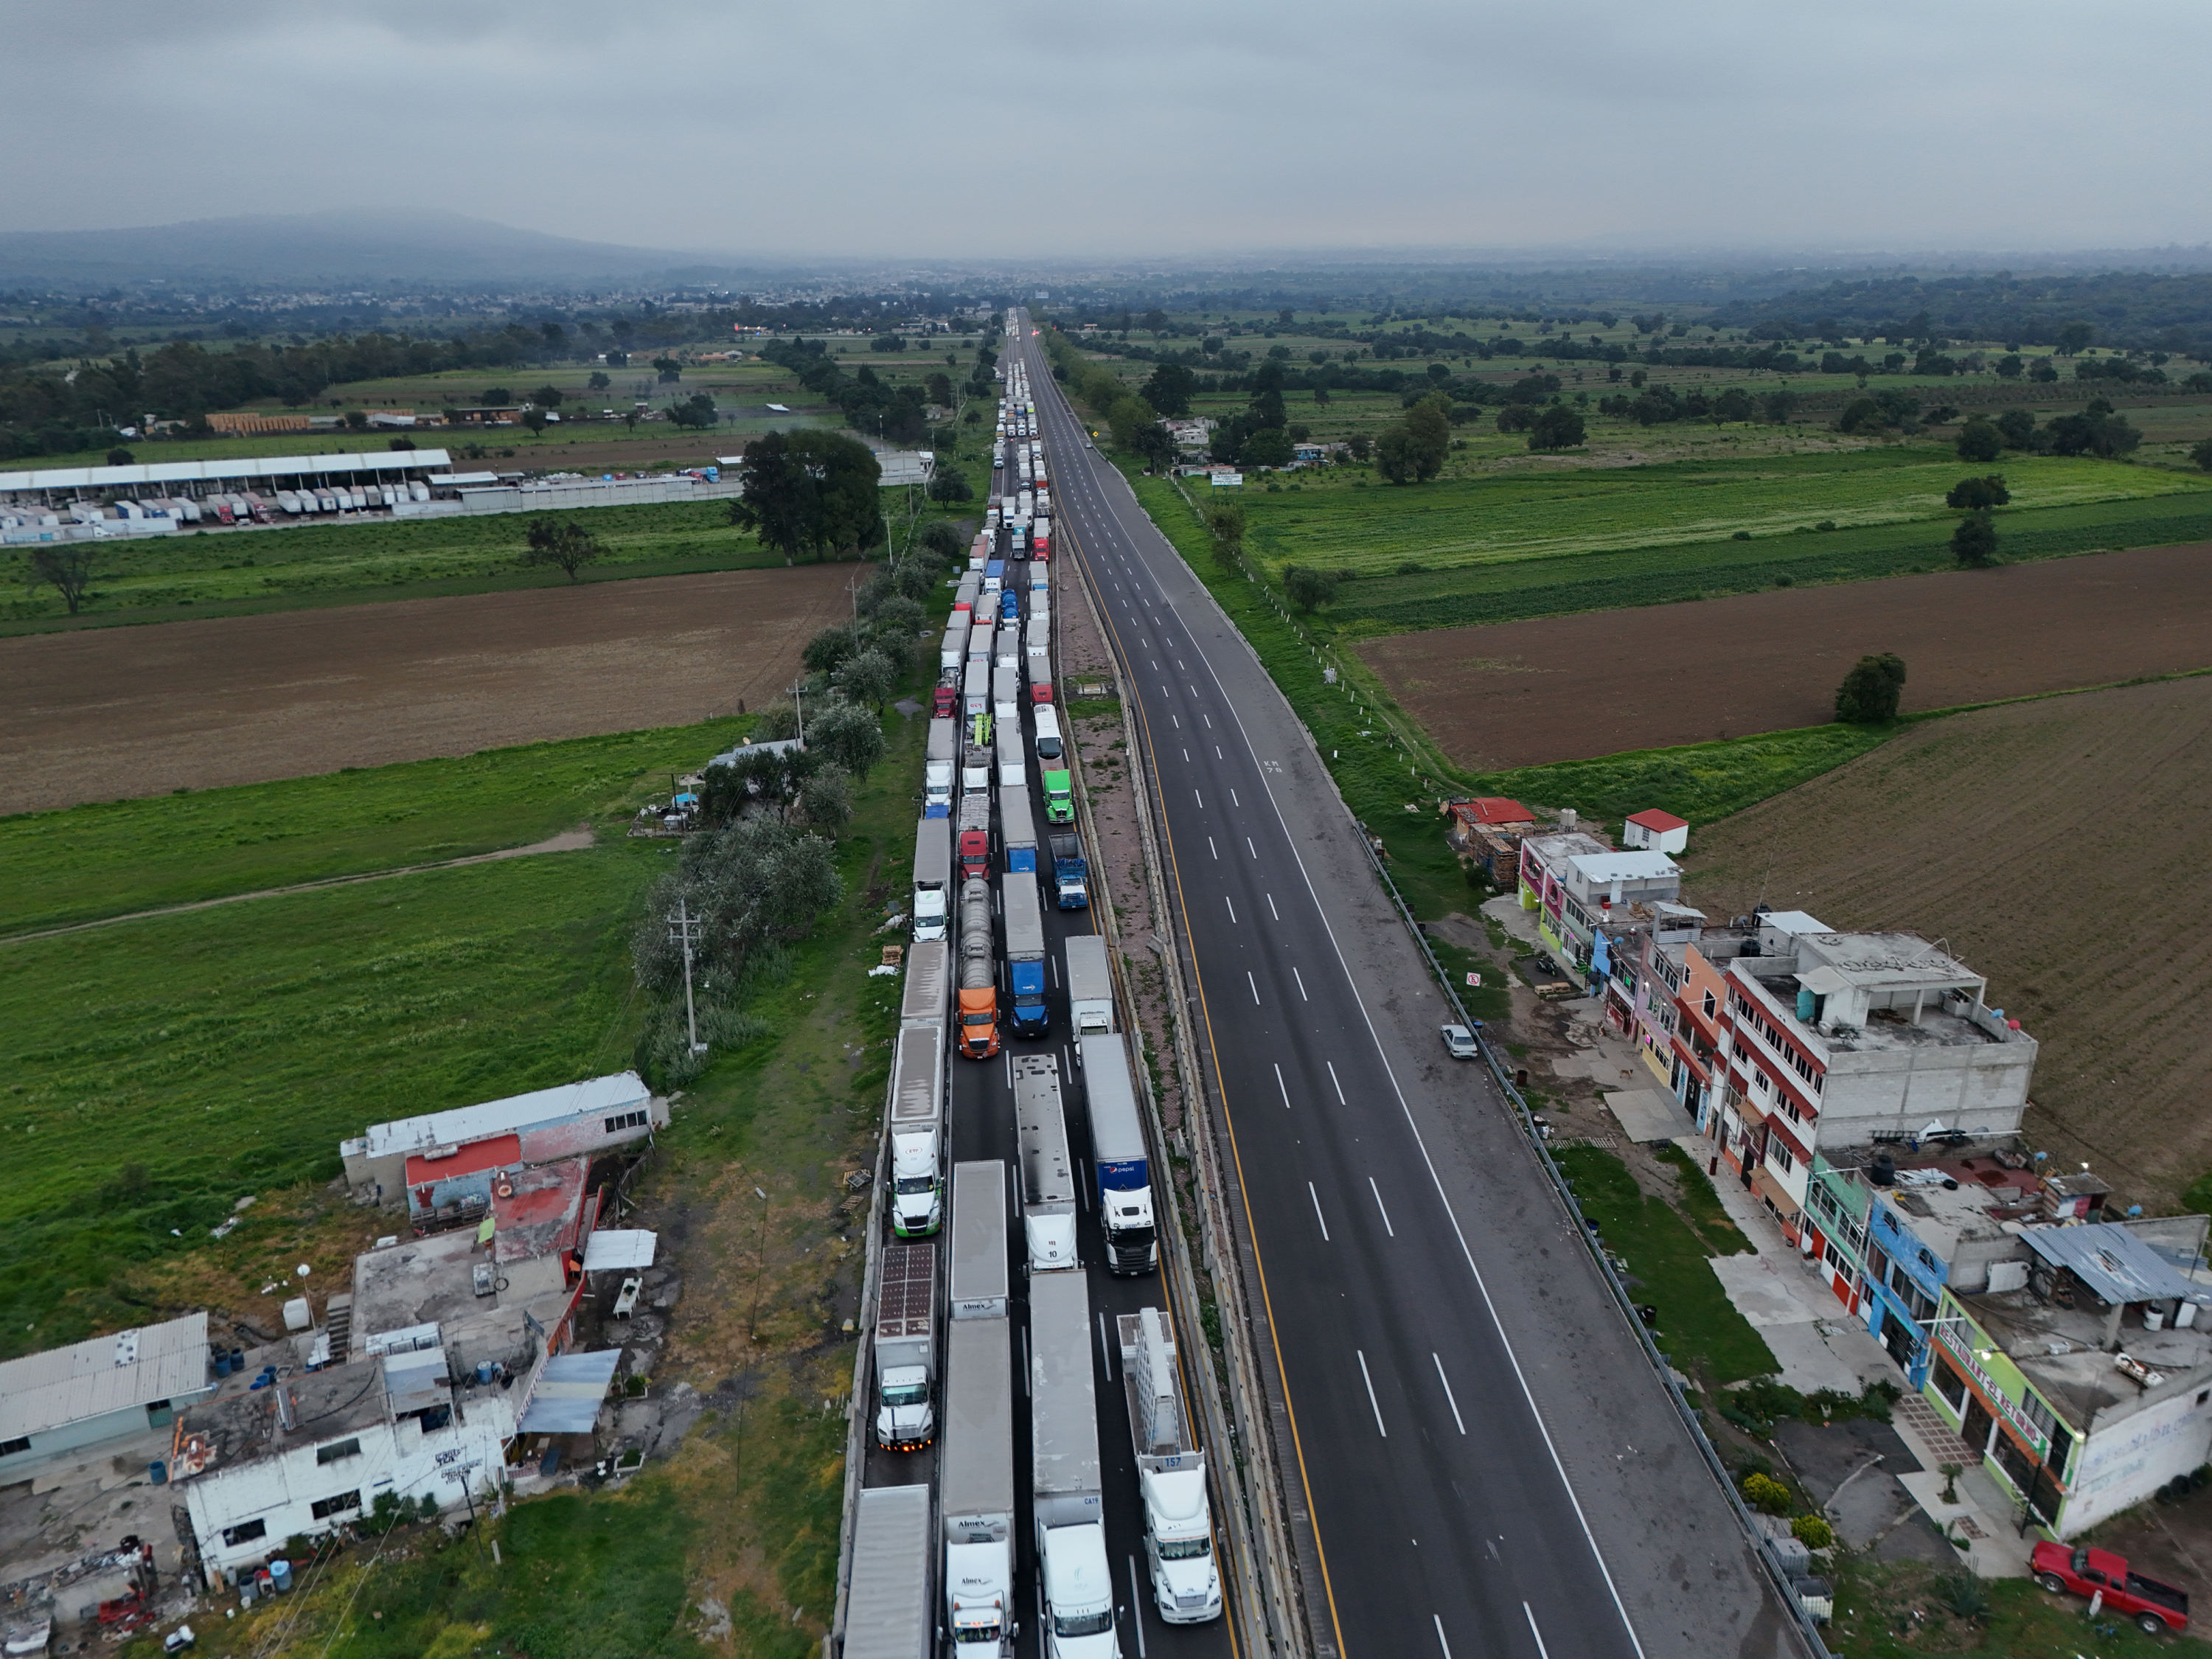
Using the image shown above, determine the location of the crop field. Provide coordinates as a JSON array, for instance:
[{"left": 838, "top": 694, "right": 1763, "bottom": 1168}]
[
  {"left": 1245, "top": 451, "right": 2208, "bottom": 577},
  {"left": 1677, "top": 676, "right": 2212, "bottom": 1212},
  {"left": 0, "top": 563, "right": 851, "bottom": 812},
  {"left": 1359, "top": 539, "right": 2212, "bottom": 768}
]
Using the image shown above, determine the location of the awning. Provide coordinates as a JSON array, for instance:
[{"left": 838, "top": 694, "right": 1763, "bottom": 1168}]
[
  {"left": 518, "top": 1349, "right": 624, "bottom": 1435},
  {"left": 1751, "top": 1166, "right": 1801, "bottom": 1220},
  {"left": 383, "top": 1351, "right": 449, "bottom": 1415},
  {"left": 582, "top": 1231, "right": 658, "bottom": 1271}
]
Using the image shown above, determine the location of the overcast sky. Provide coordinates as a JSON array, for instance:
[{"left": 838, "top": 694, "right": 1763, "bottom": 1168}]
[{"left": 9, "top": 0, "right": 2209, "bottom": 260}]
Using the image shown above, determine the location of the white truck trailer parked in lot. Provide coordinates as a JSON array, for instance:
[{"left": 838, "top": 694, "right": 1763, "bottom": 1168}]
[
  {"left": 1063, "top": 935, "right": 1115, "bottom": 1035},
  {"left": 942, "top": 1251, "right": 1015, "bottom": 1653},
  {"left": 1119, "top": 1307, "right": 1223, "bottom": 1623},
  {"left": 873, "top": 1240, "right": 936, "bottom": 1452},
  {"left": 1029, "top": 1270, "right": 1117, "bottom": 1659},
  {"left": 1013, "top": 1054, "right": 1077, "bottom": 1271},
  {"left": 845, "top": 1483, "right": 933, "bottom": 1659}
]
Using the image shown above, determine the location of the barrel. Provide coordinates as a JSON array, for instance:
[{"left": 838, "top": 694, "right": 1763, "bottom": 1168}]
[
  {"left": 213, "top": 1352, "right": 232, "bottom": 1379},
  {"left": 269, "top": 1559, "right": 293, "bottom": 1593}
]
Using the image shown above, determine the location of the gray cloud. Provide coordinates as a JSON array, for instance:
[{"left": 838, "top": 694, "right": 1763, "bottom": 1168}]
[{"left": 5, "top": 0, "right": 2206, "bottom": 259}]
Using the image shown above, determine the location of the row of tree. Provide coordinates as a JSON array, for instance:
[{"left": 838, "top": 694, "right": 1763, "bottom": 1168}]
[{"left": 627, "top": 526, "right": 959, "bottom": 1083}]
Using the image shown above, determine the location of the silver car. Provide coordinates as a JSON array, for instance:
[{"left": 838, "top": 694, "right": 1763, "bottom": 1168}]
[{"left": 1439, "top": 1023, "right": 1479, "bottom": 1060}]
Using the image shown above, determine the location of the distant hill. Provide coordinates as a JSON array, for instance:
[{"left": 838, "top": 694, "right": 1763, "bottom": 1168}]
[
  {"left": 1710, "top": 267, "right": 2212, "bottom": 356},
  {"left": 0, "top": 210, "right": 746, "bottom": 289}
]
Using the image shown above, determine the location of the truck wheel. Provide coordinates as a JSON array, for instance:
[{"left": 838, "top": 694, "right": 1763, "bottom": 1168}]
[
  {"left": 2035, "top": 1573, "right": 2067, "bottom": 1593},
  {"left": 2138, "top": 1612, "right": 2168, "bottom": 1635}
]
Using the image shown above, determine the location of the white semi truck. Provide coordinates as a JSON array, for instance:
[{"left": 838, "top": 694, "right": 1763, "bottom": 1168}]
[
  {"left": 1118, "top": 1307, "right": 1223, "bottom": 1623},
  {"left": 1030, "top": 1270, "right": 1118, "bottom": 1659},
  {"left": 942, "top": 1162, "right": 1015, "bottom": 1653},
  {"left": 1064, "top": 936, "right": 1116, "bottom": 1036},
  {"left": 872, "top": 1240, "right": 936, "bottom": 1453},
  {"left": 888, "top": 1025, "right": 944, "bottom": 1238}
]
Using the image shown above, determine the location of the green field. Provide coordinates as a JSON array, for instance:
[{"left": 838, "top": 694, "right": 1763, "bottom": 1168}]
[
  {"left": 0, "top": 718, "right": 750, "bottom": 933},
  {"left": 0, "top": 498, "right": 799, "bottom": 626},
  {"left": 1243, "top": 450, "right": 2207, "bottom": 576},
  {"left": 0, "top": 846, "right": 657, "bottom": 1350}
]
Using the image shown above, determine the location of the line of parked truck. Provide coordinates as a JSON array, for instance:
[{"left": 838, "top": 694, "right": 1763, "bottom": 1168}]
[{"left": 845, "top": 380, "right": 1218, "bottom": 1656}]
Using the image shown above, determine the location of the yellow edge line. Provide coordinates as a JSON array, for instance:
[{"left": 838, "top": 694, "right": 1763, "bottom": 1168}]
[{"left": 1060, "top": 484, "right": 1349, "bottom": 1659}]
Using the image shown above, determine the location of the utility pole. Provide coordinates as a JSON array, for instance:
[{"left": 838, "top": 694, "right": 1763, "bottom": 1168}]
[
  {"left": 788, "top": 679, "right": 807, "bottom": 745},
  {"left": 667, "top": 897, "right": 706, "bottom": 1054}
]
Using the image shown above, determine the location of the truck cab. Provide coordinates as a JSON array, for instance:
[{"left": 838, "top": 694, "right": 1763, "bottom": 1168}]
[
  {"left": 925, "top": 762, "right": 953, "bottom": 817},
  {"left": 874, "top": 1363, "right": 933, "bottom": 1453},
  {"left": 959, "top": 989, "right": 999, "bottom": 1060},
  {"left": 1041, "top": 1523, "right": 1118, "bottom": 1659},
  {"left": 1141, "top": 1467, "right": 1222, "bottom": 1624},
  {"left": 890, "top": 1131, "right": 942, "bottom": 1237},
  {"left": 933, "top": 678, "right": 958, "bottom": 719},
  {"left": 945, "top": 1540, "right": 1013, "bottom": 1652},
  {"left": 912, "top": 886, "right": 948, "bottom": 942},
  {"left": 1043, "top": 770, "right": 1075, "bottom": 825}
]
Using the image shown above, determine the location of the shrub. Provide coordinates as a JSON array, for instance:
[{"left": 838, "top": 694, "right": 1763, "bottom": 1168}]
[
  {"left": 1834, "top": 653, "right": 1906, "bottom": 723},
  {"left": 1790, "top": 1514, "right": 1834, "bottom": 1550},
  {"left": 1742, "top": 1472, "right": 1792, "bottom": 1514},
  {"left": 1952, "top": 510, "right": 1999, "bottom": 567}
]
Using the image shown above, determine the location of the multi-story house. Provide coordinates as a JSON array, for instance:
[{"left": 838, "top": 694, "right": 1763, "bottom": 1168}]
[
  {"left": 1518, "top": 830, "right": 1681, "bottom": 983},
  {"left": 1713, "top": 923, "right": 2038, "bottom": 1238}
]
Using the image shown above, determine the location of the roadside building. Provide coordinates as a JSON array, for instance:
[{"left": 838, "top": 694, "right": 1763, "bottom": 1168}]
[
  {"left": 0, "top": 1314, "right": 214, "bottom": 1482},
  {"left": 1801, "top": 1139, "right": 2051, "bottom": 1382},
  {"left": 1444, "top": 797, "right": 1536, "bottom": 882},
  {"left": 340, "top": 1071, "right": 663, "bottom": 1213},
  {"left": 1926, "top": 1216, "right": 2212, "bottom": 1537},
  {"left": 1625, "top": 906, "right": 1750, "bottom": 1118},
  {"left": 1520, "top": 829, "right": 1680, "bottom": 981},
  {"left": 1714, "top": 923, "right": 2038, "bottom": 1238}
]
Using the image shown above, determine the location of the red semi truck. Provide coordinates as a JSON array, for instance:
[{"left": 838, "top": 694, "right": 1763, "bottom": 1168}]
[{"left": 2031, "top": 1541, "right": 2189, "bottom": 1634}]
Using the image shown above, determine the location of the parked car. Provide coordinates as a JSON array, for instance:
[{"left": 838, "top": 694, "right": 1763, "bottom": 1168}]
[
  {"left": 2031, "top": 1541, "right": 2188, "bottom": 1634},
  {"left": 1439, "top": 1023, "right": 1481, "bottom": 1060}
]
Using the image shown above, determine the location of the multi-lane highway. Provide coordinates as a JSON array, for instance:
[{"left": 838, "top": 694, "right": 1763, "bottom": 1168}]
[
  {"left": 858, "top": 392, "right": 1238, "bottom": 1659},
  {"left": 1009, "top": 316, "right": 1809, "bottom": 1659}
]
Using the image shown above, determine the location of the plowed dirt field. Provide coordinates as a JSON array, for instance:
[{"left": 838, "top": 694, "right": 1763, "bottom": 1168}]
[
  {"left": 0, "top": 566, "right": 852, "bottom": 813},
  {"left": 1679, "top": 676, "right": 2212, "bottom": 1210},
  {"left": 1360, "top": 540, "right": 2212, "bottom": 769}
]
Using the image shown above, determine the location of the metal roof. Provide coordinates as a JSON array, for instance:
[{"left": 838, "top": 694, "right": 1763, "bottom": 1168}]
[
  {"left": 0, "top": 451, "right": 450, "bottom": 493},
  {"left": 0, "top": 1312, "right": 209, "bottom": 1440},
  {"left": 581, "top": 1230, "right": 658, "bottom": 1271},
  {"left": 1567, "top": 850, "right": 1680, "bottom": 883},
  {"left": 1627, "top": 808, "right": 1689, "bottom": 832},
  {"left": 2022, "top": 1223, "right": 2211, "bottom": 1307},
  {"left": 361, "top": 1071, "right": 650, "bottom": 1161},
  {"left": 518, "top": 1349, "right": 623, "bottom": 1435}
]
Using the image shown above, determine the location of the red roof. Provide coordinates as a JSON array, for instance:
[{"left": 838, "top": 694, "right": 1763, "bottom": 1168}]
[
  {"left": 1627, "top": 809, "right": 1688, "bottom": 832},
  {"left": 404, "top": 1133, "right": 523, "bottom": 1186},
  {"left": 1453, "top": 797, "right": 1534, "bottom": 827}
]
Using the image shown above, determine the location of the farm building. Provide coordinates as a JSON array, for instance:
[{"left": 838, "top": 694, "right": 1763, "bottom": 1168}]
[
  {"left": 1622, "top": 808, "right": 1689, "bottom": 854},
  {"left": 340, "top": 1071, "right": 664, "bottom": 1214},
  {"left": 0, "top": 1314, "right": 214, "bottom": 1481}
]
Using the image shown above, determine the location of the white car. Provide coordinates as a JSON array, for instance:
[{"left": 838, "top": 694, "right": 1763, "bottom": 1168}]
[{"left": 1439, "top": 1023, "right": 1480, "bottom": 1060}]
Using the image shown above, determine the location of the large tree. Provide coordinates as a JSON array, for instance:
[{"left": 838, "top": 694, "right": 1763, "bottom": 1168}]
[
  {"left": 1834, "top": 653, "right": 1907, "bottom": 723},
  {"left": 522, "top": 518, "right": 603, "bottom": 582},
  {"left": 727, "top": 429, "right": 884, "bottom": 563},
  {"left": 1141, "top": 361, "right": 1197, "bottom": 418},
  {"left": 27, "top": 544, "right": 98, "bottom": 614}
]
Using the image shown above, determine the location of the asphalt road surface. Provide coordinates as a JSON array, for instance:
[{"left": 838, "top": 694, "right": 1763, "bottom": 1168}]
[
  {"left": 1009, "top": 318, "right": 1808, "bottom": 1659},
  {"left": 859, "top": 398, "right": 1239, "bottom": 1659}
]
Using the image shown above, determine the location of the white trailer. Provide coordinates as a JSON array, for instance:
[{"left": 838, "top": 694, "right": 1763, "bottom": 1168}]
[
  {"left": 1064, "top": 935, "right": 1115, "bottom": 1035},
  {"left": 942, "top": 1317, "right": 1015, "bottom": 1655},
  {"left": 1030, "top": 1271, "right": 1116, "bottom": 1658},
  {"left": 846, "top": 1483, "right": 933, "bottom": 1659}
]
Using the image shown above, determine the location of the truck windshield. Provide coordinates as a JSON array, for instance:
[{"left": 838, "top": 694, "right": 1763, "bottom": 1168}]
[
  {"left": 881, "top": 1380, "right": 929, "bottom": 1406},
  {"left": 1158, "top": 1535, "right": 1211, "bottom": 1560},
  {"left": 962, "top": 1011, "right": 994, "bottom": 1026},
  {"left": 894, "top": 1175, "right": 935, "bottom": 1195},
  {"left": 1053, "top": 1610, "right": 1114, "bottom": 1638},
  {"left": 953, "top": 1620, "right": 1006, "bottom": 1644}
]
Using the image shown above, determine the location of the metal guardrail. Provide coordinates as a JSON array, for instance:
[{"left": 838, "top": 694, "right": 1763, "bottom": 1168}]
[{"left": 1358, "top": 852, "right": 1837, "bottom": 1659}]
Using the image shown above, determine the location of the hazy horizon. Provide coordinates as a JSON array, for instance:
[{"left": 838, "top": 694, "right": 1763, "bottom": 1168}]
[{"left": 9, "top": 1, "right": 2209, "bottom": 263}]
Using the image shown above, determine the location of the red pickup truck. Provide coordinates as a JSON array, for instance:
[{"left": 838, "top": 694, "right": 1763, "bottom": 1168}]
[{"left": 2031, "top": 1541, "right": 2189, "bottom": 1634}]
